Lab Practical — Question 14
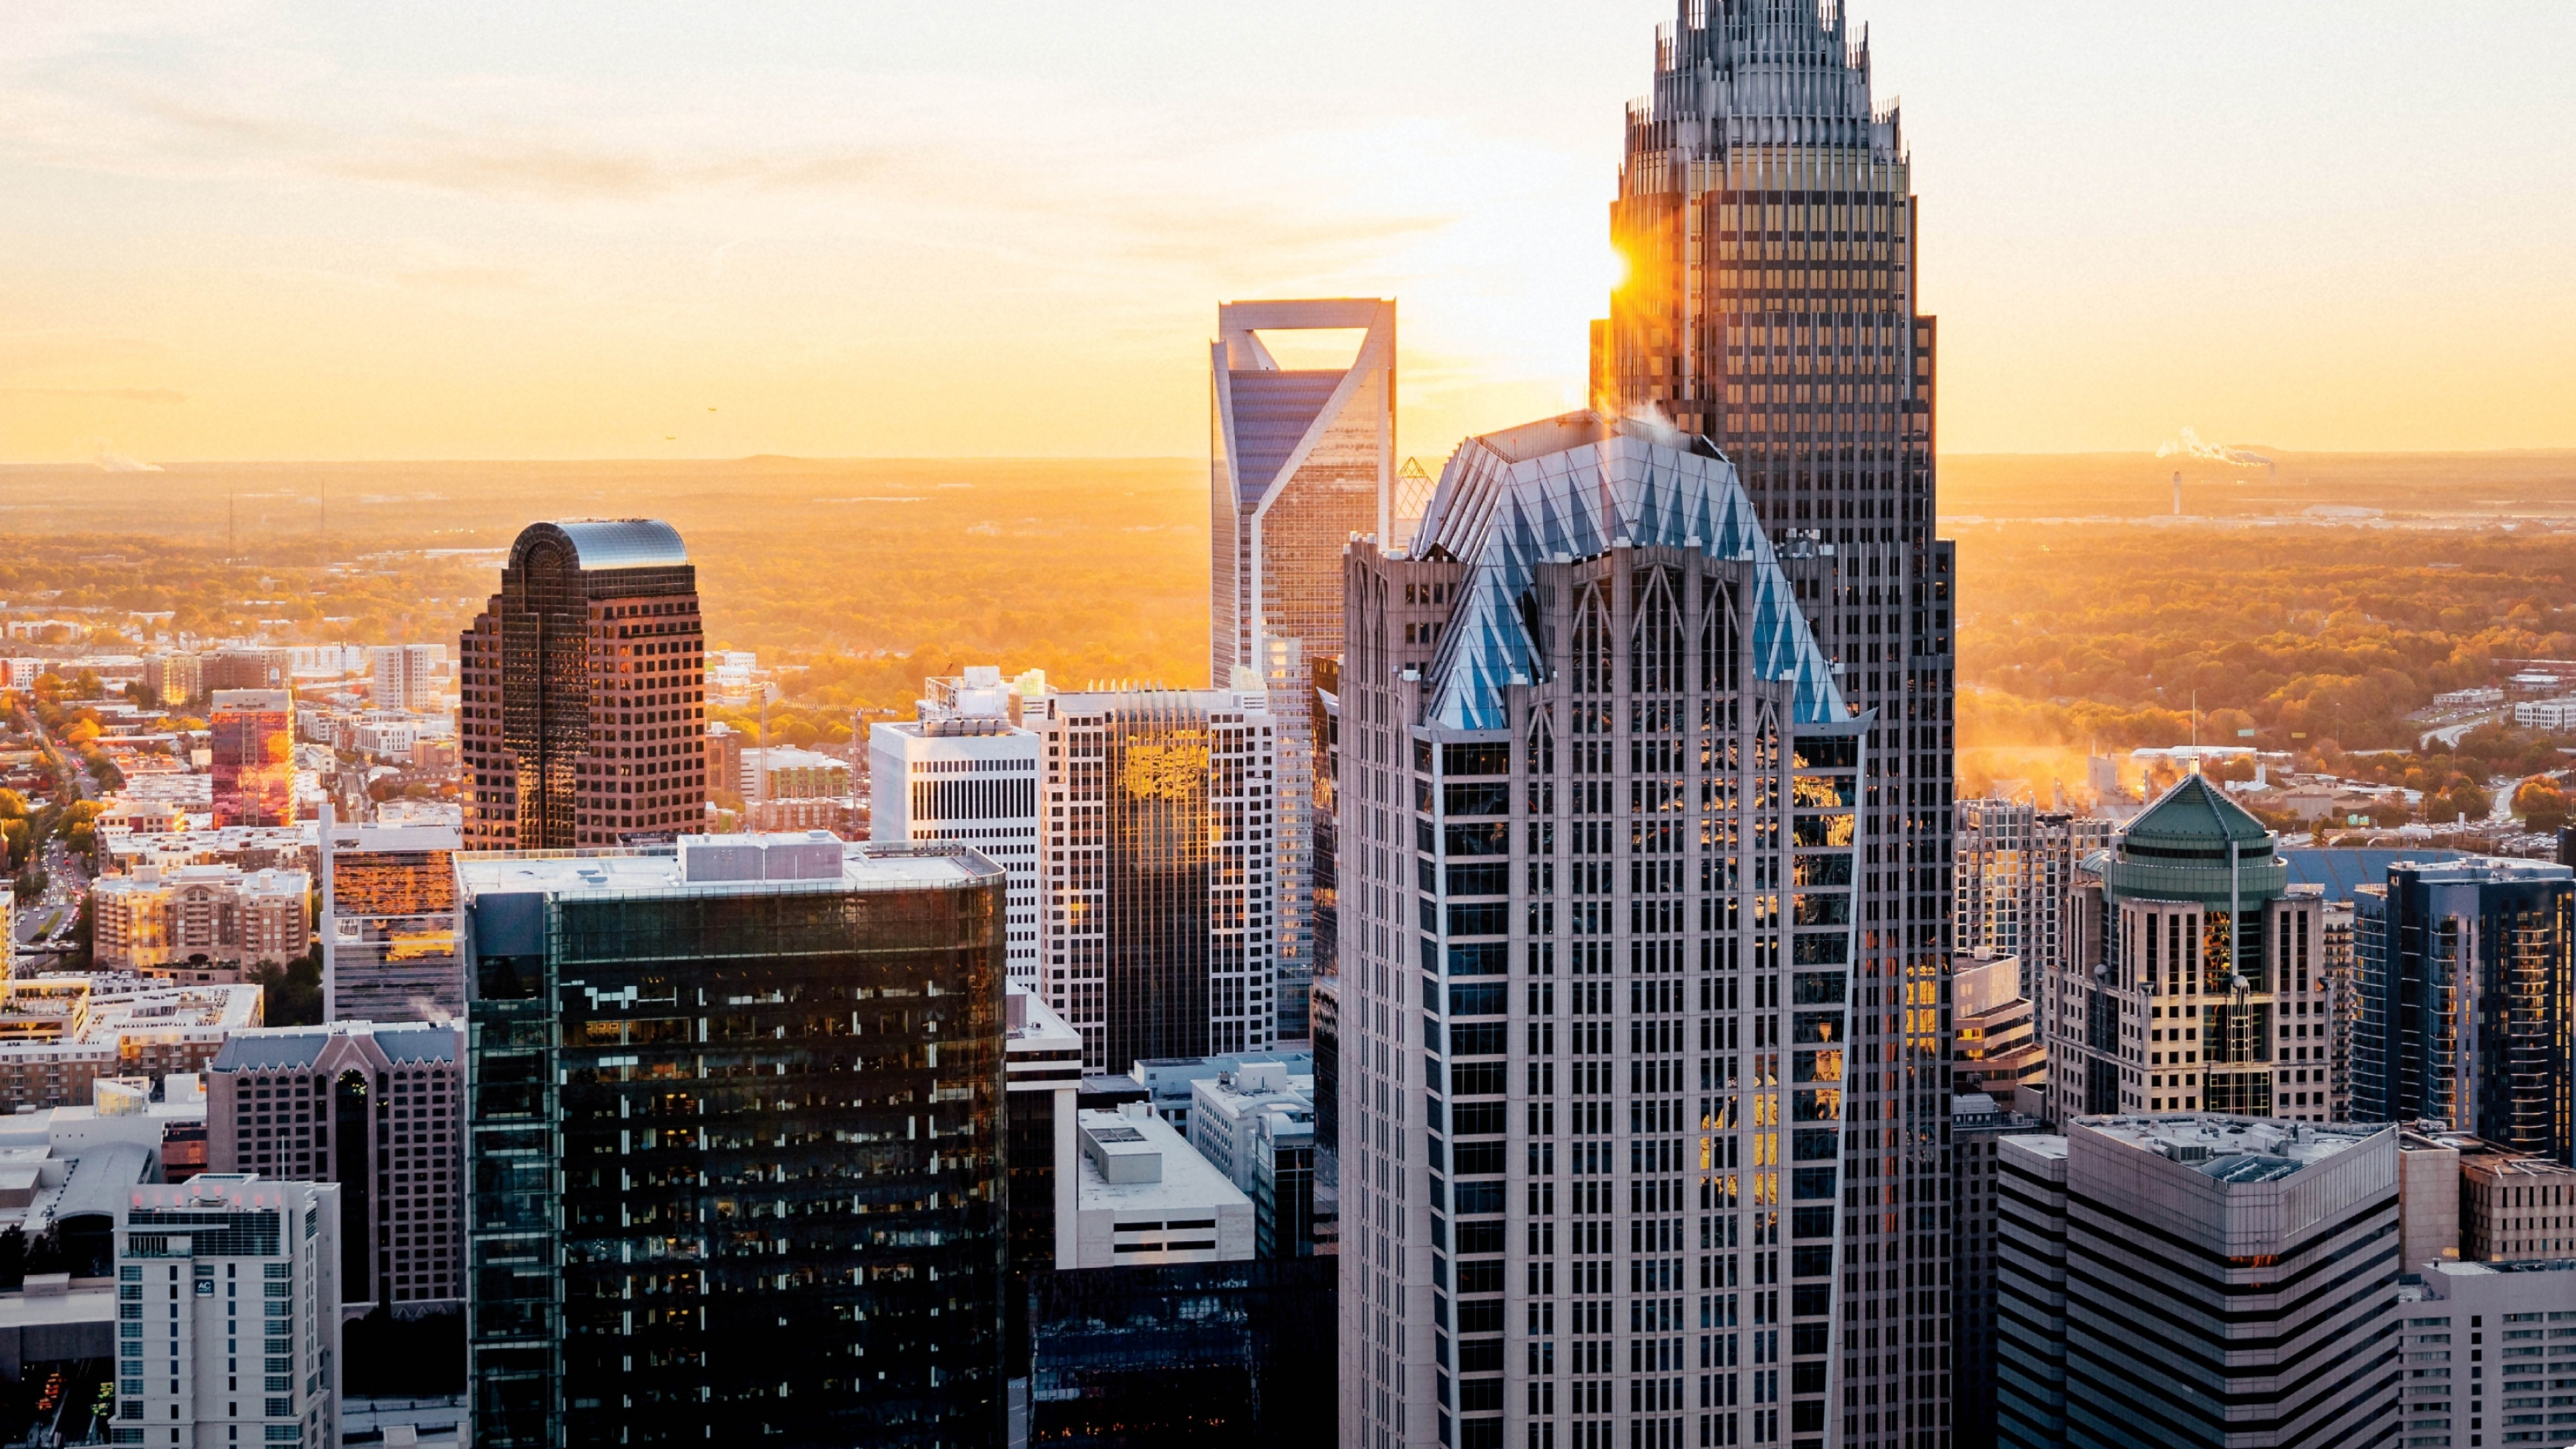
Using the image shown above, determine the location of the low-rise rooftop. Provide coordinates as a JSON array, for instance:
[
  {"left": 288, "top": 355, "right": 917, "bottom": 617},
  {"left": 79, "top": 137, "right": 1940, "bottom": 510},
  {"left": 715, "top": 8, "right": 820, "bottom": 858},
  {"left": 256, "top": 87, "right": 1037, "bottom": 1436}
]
[
  {"left": 2074, "top": 1114, "right": 2383, "bottom": 1183},
  {"left": 455, "top": 835, "right": 1004, "bottom": 902}
]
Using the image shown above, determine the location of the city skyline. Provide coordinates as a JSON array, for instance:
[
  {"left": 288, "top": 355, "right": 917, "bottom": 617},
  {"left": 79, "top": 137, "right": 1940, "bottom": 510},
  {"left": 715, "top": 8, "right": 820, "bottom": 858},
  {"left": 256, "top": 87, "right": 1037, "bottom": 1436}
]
[
  {"left": 5, "top": 3, "right": 2574, "bottom": 464},
  {"left": 0, "top": 4, "right": 2571, "bottom": 1448}
]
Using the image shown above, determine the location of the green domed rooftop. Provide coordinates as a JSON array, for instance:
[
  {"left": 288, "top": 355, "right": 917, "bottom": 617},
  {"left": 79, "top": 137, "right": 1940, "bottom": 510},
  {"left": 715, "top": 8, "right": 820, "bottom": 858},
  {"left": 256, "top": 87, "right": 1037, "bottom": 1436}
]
[{"left": 2104, "top": 773, "right": 2288, "bottom": 906}]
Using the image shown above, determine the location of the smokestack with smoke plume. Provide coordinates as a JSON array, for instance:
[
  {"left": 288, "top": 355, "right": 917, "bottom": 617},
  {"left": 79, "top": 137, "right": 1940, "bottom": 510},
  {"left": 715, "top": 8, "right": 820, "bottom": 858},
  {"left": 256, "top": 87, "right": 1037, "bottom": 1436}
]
[
  {"left": 91, "top": 445, "right": 162, "bottom": 473},
  {"left": 2155, "top": 426, "right": 2272, "bottom": 470}
]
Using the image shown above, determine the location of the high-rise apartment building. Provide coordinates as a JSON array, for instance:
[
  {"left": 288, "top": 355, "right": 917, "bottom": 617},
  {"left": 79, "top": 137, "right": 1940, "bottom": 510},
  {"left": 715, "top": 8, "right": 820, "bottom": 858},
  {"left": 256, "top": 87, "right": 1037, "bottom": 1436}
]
[
  {"left": 1602, "top": 10, "right": 1955, "bottom": 1434},
  {"left": 113, "top": 1174, "right": 344, "bottom": 1449},
  {"left": 871, "top": 667, "right": 1043, "bottom": 986},
  {"left": 1032, "top": 685, "right": 1279, "bottom": 1073},
  {"left": 2051, "top": 776, "right": 2334, "bottom": 1124},
  {"left": 143, "top": 651, "right": 201, "bottom": 706},
  {"left": 1337, "top": 413, "right": 1866, "bottom": 1449},
  {"left": 367, "top": 644, "right": 441, "bottom": 712},
  {"left": 207, "top": 1022, "right": 462, "bottom": 1310},
  {"left": 458, "top": 519, "right": 706, "bottom": 850},
  {"left": 1995, "top": 1116, "right": 2398, "bottom": 1448},
  {"left": 210, "top": 689, "right": 296, "bottom": 827},
  {"left": 319, "top": 816, "right": 462, "bottom": 1025},
  {"left": 1212, "top": 298, "right": 1395, "bottom": 1041},
  {"left": 457, "top": 834, "right": 1009, "bottom": 1448},
  {"left": 1954, "top": 800, "right": 2109, "bottom": 994},
  {"left": 2352, "top": 857, "right": 2573, "bottom": 1160}
]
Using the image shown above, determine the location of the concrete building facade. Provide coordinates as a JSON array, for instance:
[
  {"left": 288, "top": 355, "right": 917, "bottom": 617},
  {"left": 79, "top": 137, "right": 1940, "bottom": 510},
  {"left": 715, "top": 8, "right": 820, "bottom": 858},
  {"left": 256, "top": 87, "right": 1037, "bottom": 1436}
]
[
  {"left": 2053, "top": 777, "right": 2332, "bottom": 1125},
  {"left": 206, "top": 1023, "right": 462, "bottom": 1311},
  {"left": 91, "top": 866, "right": 309, "bottom": 979},
  {"left": 872, "top": 667, "right": 1044, "bottom": 986}
]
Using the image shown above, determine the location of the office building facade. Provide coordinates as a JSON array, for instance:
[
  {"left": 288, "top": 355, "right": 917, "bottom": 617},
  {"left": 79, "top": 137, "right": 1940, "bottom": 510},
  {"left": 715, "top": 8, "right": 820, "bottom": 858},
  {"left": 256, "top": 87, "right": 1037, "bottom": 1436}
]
[
  {"left": 1337, "top": 413, "right": 1868, "bottom": 1449},
  {"left": 1952, "top": 955, "right": 2041, "bottom": 1111},
  {"left": 1033, "top": 686, "right": 1280, "bottom": 1073},
  {"left": 2050, "top": 776, "right": 2333, "bottom": 1124},
  {"left": 873, "top": 667, "right": 1044, "bottom": 986},
  {"left": 1212, "top": 298, "right": 1395, "bottom": 1040},
  {"left": 207, "top": 1022, "right": 462, "bottom": 1311},
  {"left": 113, "top": 1174, "right": 343, "bottom": 1449},
  {"left": 2352, "top": 857, "right": 2573, "bottom": 1161},
  {"left": 1603, "top": 11, "right": 1956, "bottom": 1436},
  {"left": 210, "top": 690, "right": 296, "bottom": 828},
  {"left": 1995, "top": 1116, "right": 2398, "bottom": 1448},
  {"left": 458, "top": 835, "right": 1010, "bottom": 1448},
  {"left": 458, "top": 519, "right": 706, "bottom": 850},
  {"left": 319, "top": 818, "right": 463, "bottom": 1026}
]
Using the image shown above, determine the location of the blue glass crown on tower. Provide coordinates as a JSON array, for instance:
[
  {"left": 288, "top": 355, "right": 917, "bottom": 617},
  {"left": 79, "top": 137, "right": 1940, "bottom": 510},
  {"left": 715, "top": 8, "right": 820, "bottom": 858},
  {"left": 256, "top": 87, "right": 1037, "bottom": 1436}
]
[{"left": 1407, "top": 411, "right": 1847, "bottom": 731}]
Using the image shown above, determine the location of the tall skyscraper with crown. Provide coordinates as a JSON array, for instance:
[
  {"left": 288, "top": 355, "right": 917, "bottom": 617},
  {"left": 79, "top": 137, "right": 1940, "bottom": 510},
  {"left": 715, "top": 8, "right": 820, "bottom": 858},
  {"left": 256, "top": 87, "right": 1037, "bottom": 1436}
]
[{"left": 1600, "top": 8, "right": 1955, "bottom": 1444}]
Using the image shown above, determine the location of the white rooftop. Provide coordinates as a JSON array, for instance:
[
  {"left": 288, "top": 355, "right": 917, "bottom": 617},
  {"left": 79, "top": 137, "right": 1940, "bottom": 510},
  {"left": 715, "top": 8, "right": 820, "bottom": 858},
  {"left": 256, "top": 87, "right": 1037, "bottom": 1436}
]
[
  {"left": 1075, "top": 1106, "right": 1251, "bottom": 1213},
  {"left": 455, "top": 835, "right": 1004, "bottom": 900},
  {"left": 2076, "top": 1114, "right": 2382, "bottom": 1184}
]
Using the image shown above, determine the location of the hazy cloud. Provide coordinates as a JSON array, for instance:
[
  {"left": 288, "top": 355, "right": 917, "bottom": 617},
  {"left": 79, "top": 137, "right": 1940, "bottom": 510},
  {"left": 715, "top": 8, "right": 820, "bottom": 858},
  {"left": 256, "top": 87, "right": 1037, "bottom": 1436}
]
[{"left": 0, "top": 386, "right": 186, "bottom": 403}]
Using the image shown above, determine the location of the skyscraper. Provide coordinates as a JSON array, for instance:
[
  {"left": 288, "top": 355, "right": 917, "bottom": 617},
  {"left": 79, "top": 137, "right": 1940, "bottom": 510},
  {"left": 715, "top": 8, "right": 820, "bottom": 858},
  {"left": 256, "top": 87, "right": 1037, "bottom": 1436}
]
[
  {"left": 2352, "top": 857, "right": 2573, "bottom": 1159},
  {"left": 1337, "top": 413, "right": 1866, "bottom": 1449},
  {"left": 2053, "top": 776, "right": 2334, "bottom": 1126},
  {"left": 1033, "top": 684, "right": 1279, "bottom": 1072},
  {"left": 1212, "top": 297, "right": 1396, "bottom": 1040},
  {"left": 871, "top": 667, "right": 1044, "bottom": 987},
  {"left": 1602, "top": 10, "right": 1954, "bottom": 1437},
  {"left": 210, "top": 688, "right": 296, "bottom": 826},
  {"left": 458, "top": 519, "right": 706, "bottom": 850},
  {"left": 457, "top": 834, "right": 1010, "bottom": 1448}
]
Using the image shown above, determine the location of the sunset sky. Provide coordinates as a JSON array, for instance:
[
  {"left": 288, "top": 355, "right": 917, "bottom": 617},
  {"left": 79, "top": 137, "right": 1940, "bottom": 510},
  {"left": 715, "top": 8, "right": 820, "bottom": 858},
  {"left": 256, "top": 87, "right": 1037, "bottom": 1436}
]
[{"left": 3, "top": 1, "right": 2571, "bottom": 464}]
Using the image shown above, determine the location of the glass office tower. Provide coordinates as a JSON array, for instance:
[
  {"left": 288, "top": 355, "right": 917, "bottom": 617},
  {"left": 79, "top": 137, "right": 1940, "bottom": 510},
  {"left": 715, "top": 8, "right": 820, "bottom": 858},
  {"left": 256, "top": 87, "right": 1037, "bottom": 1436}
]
[
  {"left": 210, "top": 688, "right": 297, "bottom": 826},
  {"left": 458, "top": 835, "right": 1010, "bottom": 1448},
  {"left": 1602, "top": 9, "right": 1954, "bottom": 1440},
  {"left": 459, "top": 520, "right": 707, "bottom": 850},
  {"left": 1034, "top": 686, "right": 1280, "bottom": 1072},
  {"left": 2353, "top": 857, "right": 2574, "bottom": 1159},
  {"left": 1213, "top": 298, "right": 1397, "bottom": 1040},
  {"left": 1337, "top": 413, "right": 1866, "bottom": 1449}
]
